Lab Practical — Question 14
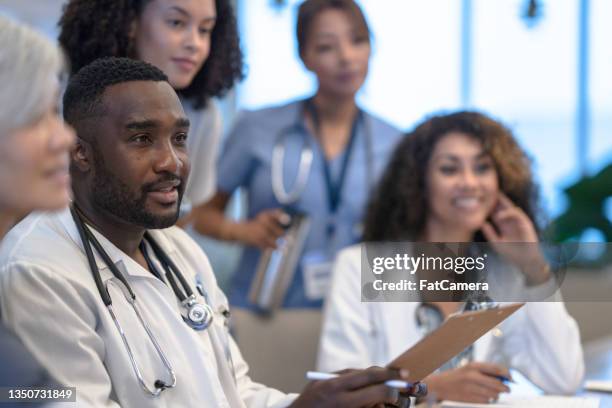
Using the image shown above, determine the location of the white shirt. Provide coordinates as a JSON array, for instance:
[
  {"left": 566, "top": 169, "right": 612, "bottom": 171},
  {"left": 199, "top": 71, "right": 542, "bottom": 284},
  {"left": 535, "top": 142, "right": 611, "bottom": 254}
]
[
  {"left": 183, "top": 99, "right": 221, "bottom": 208},
  {"left": 0, "top": 209, "right": 297, "bottom": 408},
  {"left": 317, "top": 245, "right": 585, "bottom": 395}
]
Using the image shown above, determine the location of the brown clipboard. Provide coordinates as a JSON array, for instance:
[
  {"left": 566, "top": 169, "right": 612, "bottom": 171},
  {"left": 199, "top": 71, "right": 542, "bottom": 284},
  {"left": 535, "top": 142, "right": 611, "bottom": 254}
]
[{"left": 387, "top": 303, "right": 524, "bottom": 383}]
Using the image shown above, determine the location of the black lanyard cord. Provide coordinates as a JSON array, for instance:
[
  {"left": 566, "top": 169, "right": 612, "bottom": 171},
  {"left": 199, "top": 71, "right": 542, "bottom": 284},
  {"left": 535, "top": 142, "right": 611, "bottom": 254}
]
[{"left": 304, "top": 99, "right": 363, "bottom": 215}]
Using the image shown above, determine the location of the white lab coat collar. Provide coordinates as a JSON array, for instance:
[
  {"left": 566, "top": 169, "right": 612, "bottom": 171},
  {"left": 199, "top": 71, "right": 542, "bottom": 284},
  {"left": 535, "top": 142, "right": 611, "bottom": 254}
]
[{"left": 56, "top": 207, "right": 179, "bottom": 280}]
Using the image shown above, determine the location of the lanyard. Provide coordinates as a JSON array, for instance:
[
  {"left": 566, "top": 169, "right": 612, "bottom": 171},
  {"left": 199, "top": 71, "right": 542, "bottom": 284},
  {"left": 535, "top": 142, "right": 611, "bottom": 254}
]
[{"left": 305, "top": 99, "right": 363, "bottom": 216}]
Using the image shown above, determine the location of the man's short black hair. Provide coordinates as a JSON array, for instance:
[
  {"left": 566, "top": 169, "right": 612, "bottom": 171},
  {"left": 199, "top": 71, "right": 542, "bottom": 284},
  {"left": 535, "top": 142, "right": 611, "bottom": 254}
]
[{"left": 63, "top": 57, "right": 168, "bottom": 126}]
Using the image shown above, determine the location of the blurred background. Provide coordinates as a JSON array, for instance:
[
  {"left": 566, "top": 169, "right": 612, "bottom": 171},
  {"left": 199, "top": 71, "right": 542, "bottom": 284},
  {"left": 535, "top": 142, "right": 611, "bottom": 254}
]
[
  {"left": 1, "top": 0, "right": 611, "bottom": 222},
  {"left": 1, "top": 0, "right": 611, "bottom": 389}
]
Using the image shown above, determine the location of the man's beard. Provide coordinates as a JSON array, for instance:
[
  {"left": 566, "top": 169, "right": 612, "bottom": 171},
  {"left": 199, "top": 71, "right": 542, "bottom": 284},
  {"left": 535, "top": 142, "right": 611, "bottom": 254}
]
[{"left": 90, "top": 155, "right": 184, "bottom": 229}]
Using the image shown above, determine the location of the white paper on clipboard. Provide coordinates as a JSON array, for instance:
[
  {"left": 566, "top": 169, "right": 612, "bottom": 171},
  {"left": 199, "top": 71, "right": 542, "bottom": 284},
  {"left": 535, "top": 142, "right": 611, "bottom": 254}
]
[{"left": 441, "top": 395, "right": 599, "bottom": 407}]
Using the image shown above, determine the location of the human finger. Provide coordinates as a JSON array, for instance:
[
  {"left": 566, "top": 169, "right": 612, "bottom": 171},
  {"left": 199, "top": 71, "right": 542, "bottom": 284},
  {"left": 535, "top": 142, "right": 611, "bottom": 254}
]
[
  {"left": 481, "top": 222, "right": 500, "bottom": 242},
  {"left": 328, "top": 367, "right": 408, "bottom": 392},
  {"left": 252, "top": 228, "right": 278, "bottom": 249},
  {"left": 333, "top": 368, "right": 360, "bottom": 375},
  {"left": 273, "top": 209, "right": 292, "bottom": 227},
  {"left": 470, "top": 372, "right": 511, "bottom": 394},
  {"left": 336, "top": 383, "right": 401, "bottom": 407},
  {"left": 256, "top": 212, "right": 285, "bottom": 237},
  {"left": 491, "top": 207, "right": 521, "bottom": 224},
  {"left": 468, "top": 362, "right": 512, "bottom": 380},
  {"left": 263, "top": 221, "right": 285, "bottom": 239},
  {"left": 463, "top": 382, "right": 502, "bottom": 404},
  {"left": 496, "top": 192, "right": 516, "bottom": 209}
]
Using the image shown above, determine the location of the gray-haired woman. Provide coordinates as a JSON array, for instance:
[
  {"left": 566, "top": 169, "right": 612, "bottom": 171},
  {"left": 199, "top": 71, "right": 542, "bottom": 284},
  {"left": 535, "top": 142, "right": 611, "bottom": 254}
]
[
  {"left": 0, "top": 15, "right": 74, "bottom": 238},
  {"left": 0, "top": 15, "right": 74, "bottom": 395}
]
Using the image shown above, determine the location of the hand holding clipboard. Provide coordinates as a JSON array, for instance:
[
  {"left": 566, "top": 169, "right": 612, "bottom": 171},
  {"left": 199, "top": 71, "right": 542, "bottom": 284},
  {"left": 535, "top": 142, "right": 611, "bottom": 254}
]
[{"left": 387, "top": 303, "right": 524, "bottom": 383}]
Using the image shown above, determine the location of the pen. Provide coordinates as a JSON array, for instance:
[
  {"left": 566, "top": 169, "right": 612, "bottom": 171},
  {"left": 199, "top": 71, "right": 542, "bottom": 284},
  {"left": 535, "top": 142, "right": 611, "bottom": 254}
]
[
  {"left": 306, "top": 371, "right": 413, "bottom": 390},
  {"left": 492, "top": 375, "right": 514, "bottom": 384}
]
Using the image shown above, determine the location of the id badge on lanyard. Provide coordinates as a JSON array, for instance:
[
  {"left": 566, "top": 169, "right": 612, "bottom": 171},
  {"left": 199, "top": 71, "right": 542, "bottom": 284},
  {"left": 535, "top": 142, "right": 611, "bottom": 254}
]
[
  {"left": 302, "top": 216, "right": 363, "bottom": 300},
  {"left": 302, "top": 249, "right": 333, "bottom": 301},
  {"left": 270, "top": 100, "right": 371, "bottom": 303},
  {"left": 301, "top": 102, "right": 363, "bottom": 301}
]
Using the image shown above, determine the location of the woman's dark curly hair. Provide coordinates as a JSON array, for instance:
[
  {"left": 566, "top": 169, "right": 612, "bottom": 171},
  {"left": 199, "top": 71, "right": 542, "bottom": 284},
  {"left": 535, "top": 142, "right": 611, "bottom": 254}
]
[
  {"left": 363, "top": 111, "right": 542, "bottom": 242},
  {"left": 58, "top": 0, "right": 244, "bottom": 109}
]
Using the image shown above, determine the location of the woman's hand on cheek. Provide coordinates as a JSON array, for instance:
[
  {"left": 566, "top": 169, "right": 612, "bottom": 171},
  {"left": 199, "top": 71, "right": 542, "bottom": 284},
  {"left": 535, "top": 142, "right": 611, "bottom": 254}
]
[
  {"left": 481, "top": 193, "right": 537, "bottom": 243},
  {"left": 481, "top": 193, "right": 551, "bottom": 285}
]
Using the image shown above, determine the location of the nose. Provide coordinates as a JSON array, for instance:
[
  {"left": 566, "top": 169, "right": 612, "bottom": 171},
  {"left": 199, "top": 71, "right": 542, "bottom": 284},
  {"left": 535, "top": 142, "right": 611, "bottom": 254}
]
[
  {"left": 337, "top": 40, "right": 356, "bottom": 64},
  {"left": 153, "top": 140, "right": 184, "bottom": 175},
  {"left": 49, "top": 117, "right": 76, "bottom": 153},
  {"left": 183, "top": 25, "right": 205, "bottom": 54},
  {"left": 458, "top": 168, "right": 479, "bottom": 189}
]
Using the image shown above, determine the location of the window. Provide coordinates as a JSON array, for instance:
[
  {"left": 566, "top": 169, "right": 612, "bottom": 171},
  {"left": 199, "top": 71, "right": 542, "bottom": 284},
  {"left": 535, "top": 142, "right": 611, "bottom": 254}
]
[
  {"left": 237, "top": 0, "right": 462, "bottom": 129},
  {"left": 237, "top": 0, "right": 611, "bottom": 217}
]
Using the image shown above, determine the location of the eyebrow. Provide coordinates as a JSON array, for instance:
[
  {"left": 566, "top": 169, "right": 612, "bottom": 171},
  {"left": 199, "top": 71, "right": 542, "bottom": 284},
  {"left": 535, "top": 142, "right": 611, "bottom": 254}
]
[
  {"left": 313, "top": 27, "right": 362, "bottom": 40},
  {"left": 125, "top": 117, "right": 190, "bottom": 130},
  {"left": 434, "top": 151, "right": 490, "bottom": 161},
  {"left": 168, "top": 6, "right": 189, "bottom": 17},
  {"left": 313, "top": 33, "right": 338, "bottom": 41},
  {"left": 125, "top": 119, "right": 159, "bottom": 131},
  {"left": 168, "top": 6, "right": 217, "bottom": 22},
  {"left": 176, "top": 117, "right": 190, "bottom": 128}
]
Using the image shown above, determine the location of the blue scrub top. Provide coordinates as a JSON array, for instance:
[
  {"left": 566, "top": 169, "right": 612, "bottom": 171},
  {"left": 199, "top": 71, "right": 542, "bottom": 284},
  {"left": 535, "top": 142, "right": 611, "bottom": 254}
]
[{"left": 217, "top": 98, "right": 402, "bottom": 309}]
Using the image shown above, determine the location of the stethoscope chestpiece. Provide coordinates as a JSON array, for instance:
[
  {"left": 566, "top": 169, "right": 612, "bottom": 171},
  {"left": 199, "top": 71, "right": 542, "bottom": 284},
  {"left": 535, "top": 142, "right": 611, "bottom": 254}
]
[{"left": 181, "top": 295, "right": 214, "bottom": 331}]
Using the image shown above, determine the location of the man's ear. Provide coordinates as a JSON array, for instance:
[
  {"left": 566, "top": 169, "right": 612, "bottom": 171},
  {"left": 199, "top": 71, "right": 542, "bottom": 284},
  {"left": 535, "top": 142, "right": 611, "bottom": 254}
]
[
  {"left": 71, "top": 138, "right": 92, "bottom": 172},
  {"left": 128, "top": 18, "right": 139, "bottom": 48}
]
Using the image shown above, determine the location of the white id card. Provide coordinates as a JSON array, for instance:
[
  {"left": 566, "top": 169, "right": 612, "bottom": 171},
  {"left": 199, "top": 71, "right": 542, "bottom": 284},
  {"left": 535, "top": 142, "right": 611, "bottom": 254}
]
[{"left": 302, "top": 250, "right": 333, "bottom": 301}]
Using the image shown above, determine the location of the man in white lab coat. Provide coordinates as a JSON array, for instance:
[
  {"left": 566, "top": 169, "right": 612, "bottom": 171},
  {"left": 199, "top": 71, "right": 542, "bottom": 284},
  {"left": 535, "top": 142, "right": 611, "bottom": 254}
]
[{"left": 0, "top": 57, "right": 411, "bottom": 407}]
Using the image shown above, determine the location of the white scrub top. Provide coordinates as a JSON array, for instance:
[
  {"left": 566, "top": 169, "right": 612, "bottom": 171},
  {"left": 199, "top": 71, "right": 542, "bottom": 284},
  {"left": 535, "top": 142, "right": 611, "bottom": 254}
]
[
  {"left": 317, "top": 245, "right": 585, "bottom": 395},
  {"left": 182, "top": 98, "right": 222, "bottom": 208},
  {"left": 0, "top": 209, "right": 297, "bottom": 408}
]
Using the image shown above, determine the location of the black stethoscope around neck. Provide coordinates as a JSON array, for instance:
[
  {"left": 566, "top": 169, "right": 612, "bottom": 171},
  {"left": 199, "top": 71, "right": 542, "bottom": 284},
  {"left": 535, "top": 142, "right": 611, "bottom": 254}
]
[{"left": 69, "top": 205, "right": 215, "bottom": 396}]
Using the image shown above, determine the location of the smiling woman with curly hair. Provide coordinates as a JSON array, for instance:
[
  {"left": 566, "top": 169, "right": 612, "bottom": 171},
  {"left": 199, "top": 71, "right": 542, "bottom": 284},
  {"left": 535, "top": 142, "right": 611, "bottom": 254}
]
[
  {"left": 59, "top": 0, "right": 244, "bottom": 221},
  {"left": 363, "top": 110, "right": 541, "bottom": 242},
  {"left": 318, "top": 110, "right": 585, "bottom": 404}
]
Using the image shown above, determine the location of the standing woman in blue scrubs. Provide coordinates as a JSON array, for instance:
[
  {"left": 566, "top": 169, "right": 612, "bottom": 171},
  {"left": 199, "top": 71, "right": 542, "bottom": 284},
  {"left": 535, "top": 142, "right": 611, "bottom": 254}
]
[{"left": 197, "top": 0, "right": 402, "bottom": 311}]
